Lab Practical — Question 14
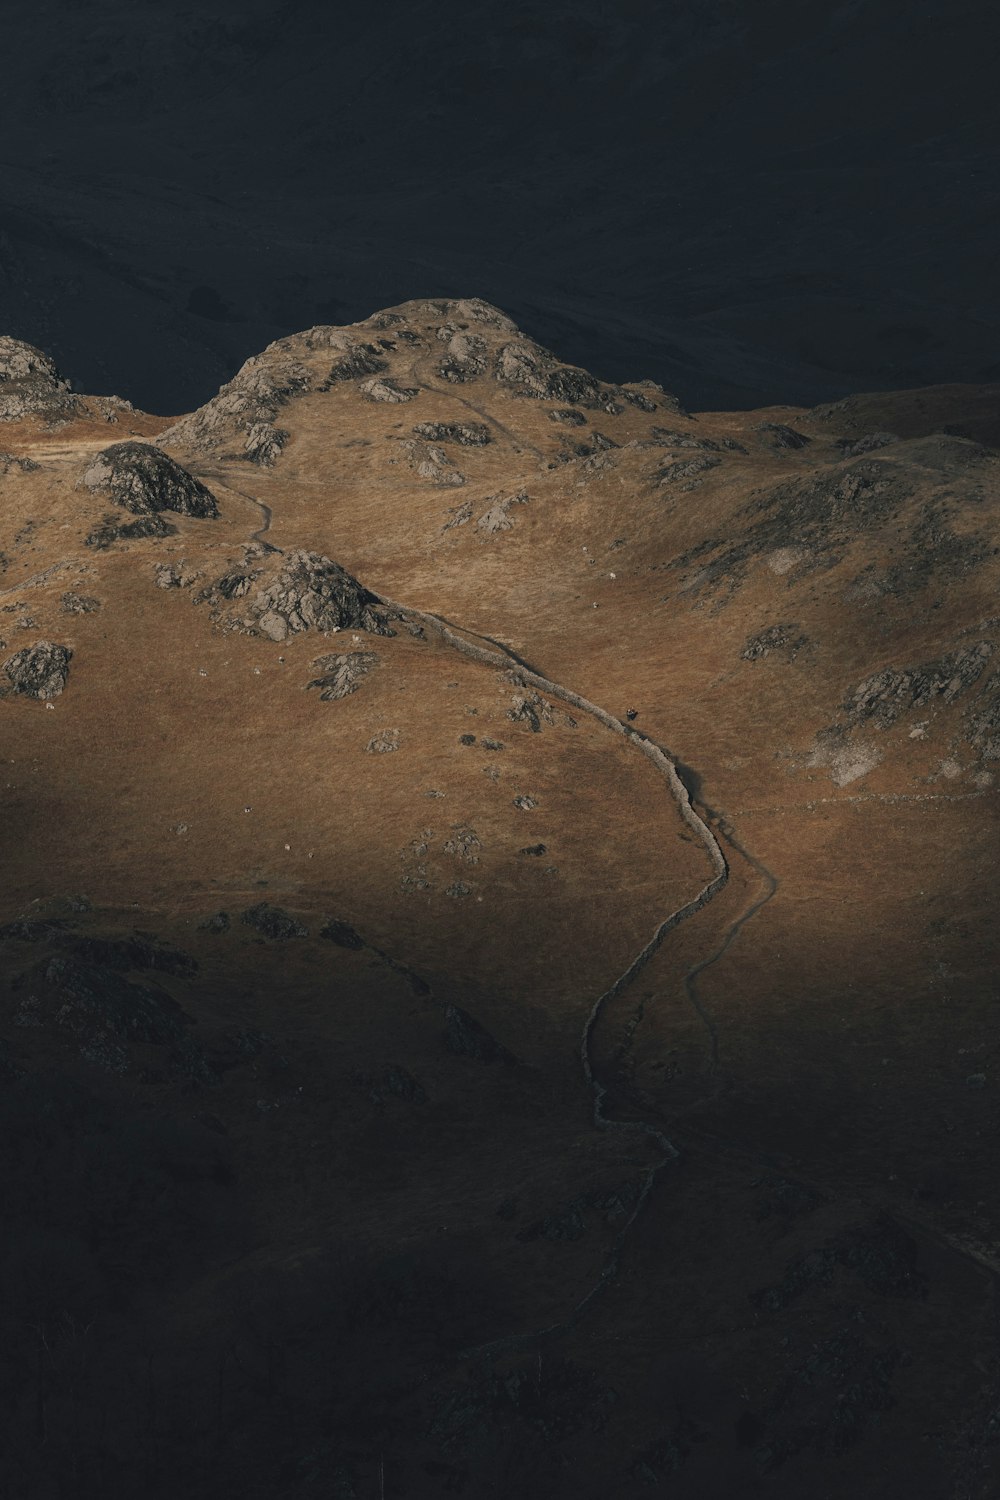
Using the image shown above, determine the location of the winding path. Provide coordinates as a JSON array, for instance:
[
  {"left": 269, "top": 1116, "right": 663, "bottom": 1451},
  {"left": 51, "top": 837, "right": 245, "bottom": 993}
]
[
  {"left": 368, "top": 594, "right": 762, "bottom": 1355},
  {"left": 201, "top": 467, "right": 773, "bottom": 1346}
]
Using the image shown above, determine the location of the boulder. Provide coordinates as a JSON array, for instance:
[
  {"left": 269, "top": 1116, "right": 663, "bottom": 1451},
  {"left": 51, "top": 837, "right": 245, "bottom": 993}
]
[
  {"left": 4, "top": 640, "right": 72, "bottom": 699},
  {"left": 81, "top": 441, "right": 219, "bottom": 518}
]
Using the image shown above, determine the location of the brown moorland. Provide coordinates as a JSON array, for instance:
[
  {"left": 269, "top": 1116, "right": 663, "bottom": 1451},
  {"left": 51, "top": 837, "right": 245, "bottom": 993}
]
[{"left": 1, "top": 301, "right": 998, "bottom": 1498}]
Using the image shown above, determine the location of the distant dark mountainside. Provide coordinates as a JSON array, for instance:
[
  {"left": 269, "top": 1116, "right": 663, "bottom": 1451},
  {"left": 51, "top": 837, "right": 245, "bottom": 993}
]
[{"left": 2, "top": 0, "right": 999, "bottom": 414}]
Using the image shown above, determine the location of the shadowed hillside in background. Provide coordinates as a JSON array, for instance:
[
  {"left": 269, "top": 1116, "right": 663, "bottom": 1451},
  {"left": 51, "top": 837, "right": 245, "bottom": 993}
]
[{"left": 2, "top": 0, "right": 1000, "bottom": 414}]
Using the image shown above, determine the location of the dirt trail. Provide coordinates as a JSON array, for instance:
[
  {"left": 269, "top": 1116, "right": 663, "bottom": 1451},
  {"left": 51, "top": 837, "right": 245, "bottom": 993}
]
[{"left": 370, "top": 595, "right": 754, "bottom": 1355}]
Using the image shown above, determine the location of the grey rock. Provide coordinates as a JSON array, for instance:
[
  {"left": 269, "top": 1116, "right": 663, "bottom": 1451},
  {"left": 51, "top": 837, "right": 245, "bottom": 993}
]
[
  {"left": 360, "top": 376, "right": 418, "bottom": 403},
  {"left": 323, "top": 343, "right": 389, "bottom": 383},
  {"left": 240, "top": 903, "right": 307, "bottom": 940},
  {"left": 158, "top": 346, "right": 311, "bottom": 465},
  {"left": 413, "top": 420, "right": 490, "bottom": 446},
  {"left": 846, "top": 642, "right": 992, "bottom": 728},
  {"left": 86, "top": 513, "right": 177, "bottom": 549},
  {"left": 437, "top": 330, "right": 488, "bottom": 382},
  {"left": 654, "top": 454, "right": 721, "bottom": 488},
  {"left": 366, "top": 726, "right": 399, "bottom": 754},
  {"left": 4, "top": 640, "right": 72, "bottom": 698},
  {"left": 60, "top": 592, "right": 100, "bottom": 614},
  {"left": 403, "top": 439, "right": 465, "bottom": 486},
  {"left": 548, "top": 407, "right": 588, "bottom": 426},
  {"left": 307, "top": 650, "right": 377, "bottom": 700},
  {"left": 0, "top": 450, "right": 41, "bottom": 474},
  {"left": 0, "top": 336, "right": 79, "bottom": 421},
  {"left": 203, "top": 548, "right": 393, "bottom": 640},
  {"left": 477, "top": 490, "right": 528, "bottom": 534},
  {"left": 153, "top": 561, "right": 200, "bottom": 589},
  {"left": 81, "top": 441, "right": 219, "bottom": 518},
  {"left": 742, "top": 624, "right": 808, "bottom": 662}
]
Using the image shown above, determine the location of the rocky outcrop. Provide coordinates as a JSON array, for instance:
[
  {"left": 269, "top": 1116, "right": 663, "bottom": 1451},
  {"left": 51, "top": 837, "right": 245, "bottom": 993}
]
[
  {"left": 323, "top": 344, "right": 389, "bottom": 384},
  {"left": 436, "top": 330, "right": 488, "bottom": 383},
  {"left": 0, "top": 451, "right": 41, "bottom": 474},
  {"left": 42, "top": 955, "right": 193, "bottom": 1045},
  {"left": 158, "top": 345, "right": 311, "bottom": 465},
  {"left": 402, "top": 439, "right": 465, "bottom": 486},
  {"left": 835, "top": 431, "right": 898, "bottom": 458},
  {"left": 0, "top": 336, "right": 79, "bottom": 421},
  {"left": 199, "top": 547, "right": 394, "bottom": 641},
  {"left": 477, "top": 490, "right": 528, "bottom": 534},
  {"left": 61, "top": 592, "right": 100, "bottom": 614},
  {"left": 86, "top": 513, "right": 177, "bottom": 549},
  {"left": 742, "top": 624, "right": 808, "bottom": 662},
  {"left": 240, "top": 903, "right": 307, "bottom": 940},
  {"left": 307, "top": 650, "right": 378, "bottom": 700},
  {"left": 413, "top": 420, "right": 490, "bottom": 446},
  {"left": 754, "top": 421, "right": 811, "bottom": 451},
  {"left": 81, "top": 441, "right": 219, "bottom": 517},
  {"left": 4, "top": 640, "right": 73, "bottom": 699},
  {"left": 360, "top": 376, "right": 418, "bottom": 403},
  {"left": 845, "top": 642, "right": 993, "bottom": 728}
]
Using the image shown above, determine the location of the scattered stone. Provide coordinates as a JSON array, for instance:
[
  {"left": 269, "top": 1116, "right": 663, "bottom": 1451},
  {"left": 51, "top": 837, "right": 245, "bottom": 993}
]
[
  {"left": 413, "top": 420, "right": 490, "bottom": 446},
  {"left": 307, "top": 650, "right": 378, "bottom": 700},
  {"left": 458, "top": 733, "right": 477, "bottom": 745},
  {"left": 3, "top": 640, "right": 72, "bottom": 699},
  {"left": 513, "top": 794, "right": 537, "bottom": 810},
  {"left": 366, "top": 727, "right": 400, "bottom": 754},
  {"left": 60, "top": 592, "right": 100, "bottom": 614},
  {"left": 319, "top": 917, "right": 365, "bottom": 949},
  {"left": 548, "top": 408, "right": 587, "bottom": 426},
  {"left": 508, "top": 691, "right": 554, "bottom": 732},
  {"left": 444, "top": 881, "right": 472, "bottom": 898},
  {"left": 443, "top": 825, "right": 481, "bottom": 863},
  {"left": 81, "top": 442, "right": 219, "bottom": 518},
  {"left": 519, "top": 843, "right": 547, "bottom": 856},
  {"left": 481, "top": 737, "right": 505, "bottom": 751},
  {"left": 240, "top": 903, "right": 308, "bottom": 940}
]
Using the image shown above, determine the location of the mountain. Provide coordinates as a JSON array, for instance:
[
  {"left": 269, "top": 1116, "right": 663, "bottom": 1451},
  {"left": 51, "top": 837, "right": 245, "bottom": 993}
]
[
  {"left": 2, "top": 0, "right": 1000, "bottom": 416},
  {"left": 1, "top": 300, "right": 998, "bottom": 1496}
]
